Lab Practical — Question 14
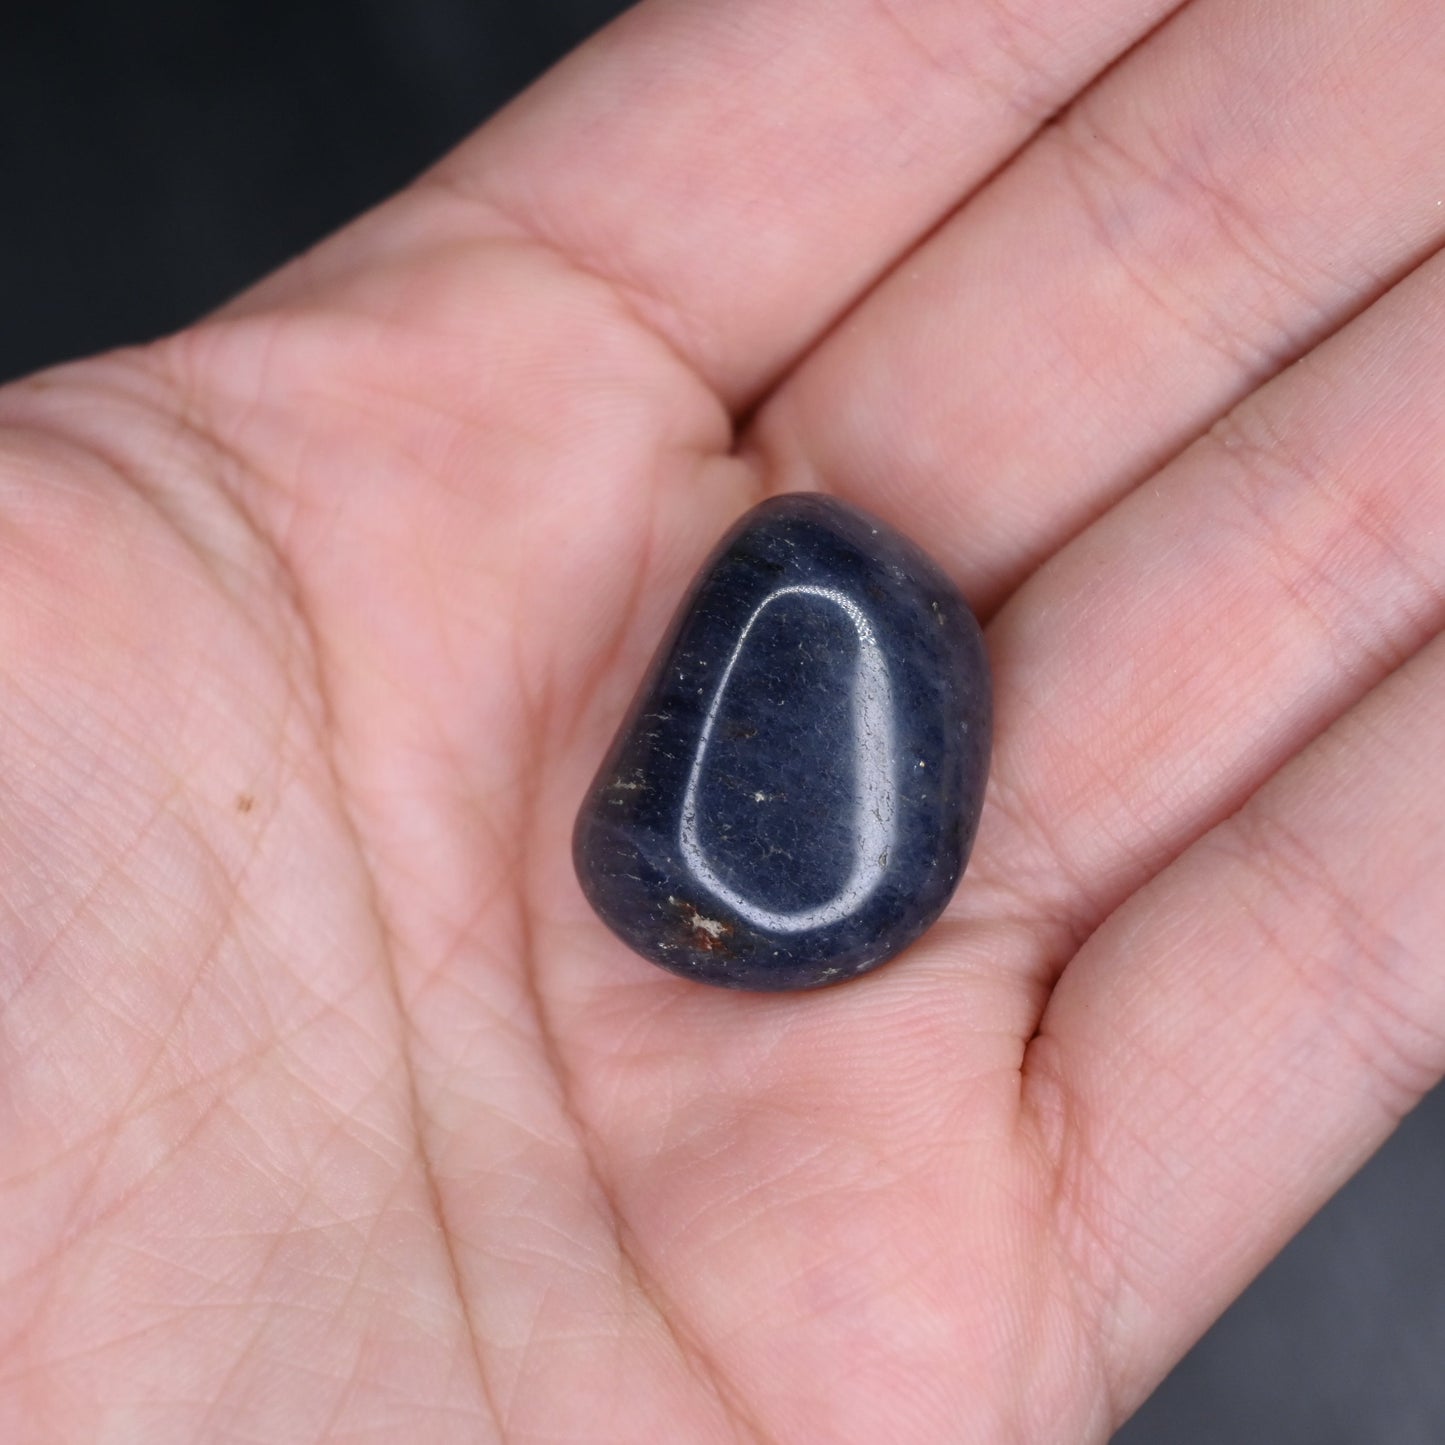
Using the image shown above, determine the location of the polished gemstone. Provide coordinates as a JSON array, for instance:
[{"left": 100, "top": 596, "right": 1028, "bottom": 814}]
[{"left": 573, "top": 493, "right": 991, "bottom": 991}]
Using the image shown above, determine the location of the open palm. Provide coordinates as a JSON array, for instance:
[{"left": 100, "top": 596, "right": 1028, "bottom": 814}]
[{"left": 6, "top": 2, "right": 1445, "bottom": 1441}]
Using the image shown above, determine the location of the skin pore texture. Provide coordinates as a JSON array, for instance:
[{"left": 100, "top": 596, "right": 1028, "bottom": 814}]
[{"left": 3, "top": 1, "right": 1445, "bottom": 1440}]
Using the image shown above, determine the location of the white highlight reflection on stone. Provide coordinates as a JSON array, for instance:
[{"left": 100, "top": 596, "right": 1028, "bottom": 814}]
[{"left": 678, "top": 585, "right": 898, "bottom": 934}]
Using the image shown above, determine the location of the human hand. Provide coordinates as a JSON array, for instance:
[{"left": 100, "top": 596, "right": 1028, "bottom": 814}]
[{"left": 4, "top": 1, "right": 1445, "bottom": 1440}]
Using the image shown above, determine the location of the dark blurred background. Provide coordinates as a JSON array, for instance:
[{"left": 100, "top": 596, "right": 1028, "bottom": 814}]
[{"left": 4, "top": 2, "right": 1443, "bottom": 1439}]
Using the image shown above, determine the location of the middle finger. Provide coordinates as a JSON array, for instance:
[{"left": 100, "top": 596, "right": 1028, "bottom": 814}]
[{"left": 754, "top": 0, "right": 1445, "bottom": 613}]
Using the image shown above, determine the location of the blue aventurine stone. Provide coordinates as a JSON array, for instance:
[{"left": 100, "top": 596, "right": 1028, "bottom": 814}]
[{"left": 573, "top": 493, "right": 991, "bottom": 991}]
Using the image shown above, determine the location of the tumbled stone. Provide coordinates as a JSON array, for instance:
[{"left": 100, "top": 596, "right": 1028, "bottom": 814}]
[{"left": 573, "top": 493, "right": 991, "bottom": 991}]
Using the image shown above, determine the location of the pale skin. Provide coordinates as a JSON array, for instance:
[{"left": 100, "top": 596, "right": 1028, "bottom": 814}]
[{"left": 3, "top": 0, "right": 1445, "bottom": 1439}]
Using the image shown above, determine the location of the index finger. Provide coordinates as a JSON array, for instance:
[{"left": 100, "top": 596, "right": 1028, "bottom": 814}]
[{"left": 291, "top": 0, "right": 1190, "bottom": 407}]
